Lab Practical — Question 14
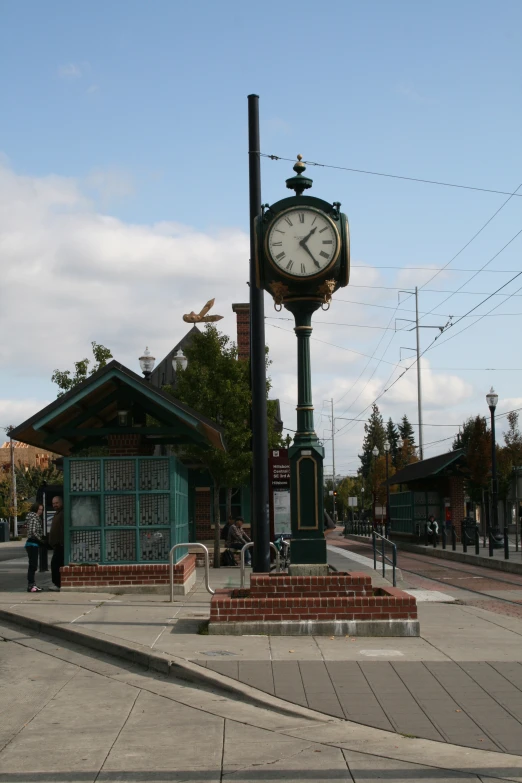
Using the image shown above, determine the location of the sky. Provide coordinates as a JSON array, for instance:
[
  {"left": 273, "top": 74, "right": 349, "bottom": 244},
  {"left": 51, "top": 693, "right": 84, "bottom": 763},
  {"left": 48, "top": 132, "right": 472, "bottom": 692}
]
[{"left": 1, "top": 0, "right": 522, "bottom": 475}]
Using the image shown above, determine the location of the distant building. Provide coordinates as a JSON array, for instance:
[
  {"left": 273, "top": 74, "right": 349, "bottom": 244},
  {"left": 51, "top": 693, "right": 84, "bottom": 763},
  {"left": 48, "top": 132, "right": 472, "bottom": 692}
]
[{"left": 0, "top": 441, "right": 59, "bottom": 472}]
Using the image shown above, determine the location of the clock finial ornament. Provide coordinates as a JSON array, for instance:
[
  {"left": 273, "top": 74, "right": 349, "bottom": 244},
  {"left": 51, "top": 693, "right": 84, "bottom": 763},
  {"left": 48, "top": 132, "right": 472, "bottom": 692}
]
[{"left": 286, "top": 154, "right": 313, "bottom": 196}]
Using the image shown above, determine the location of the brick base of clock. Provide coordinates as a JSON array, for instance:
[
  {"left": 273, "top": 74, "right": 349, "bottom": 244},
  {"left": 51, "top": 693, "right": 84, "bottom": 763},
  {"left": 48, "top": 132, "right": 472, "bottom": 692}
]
[
  {"left": 208, "top": 572, "right": 419, "bottom": 636},
  {"left": 60, "top": 554, "right": 196, "bottom": 595}
]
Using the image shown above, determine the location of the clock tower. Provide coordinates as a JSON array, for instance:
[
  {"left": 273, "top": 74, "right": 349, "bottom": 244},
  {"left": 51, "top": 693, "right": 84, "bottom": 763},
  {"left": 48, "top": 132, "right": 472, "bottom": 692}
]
[{"left": 256, "top": 157, "right": 350, "bottom": 571}]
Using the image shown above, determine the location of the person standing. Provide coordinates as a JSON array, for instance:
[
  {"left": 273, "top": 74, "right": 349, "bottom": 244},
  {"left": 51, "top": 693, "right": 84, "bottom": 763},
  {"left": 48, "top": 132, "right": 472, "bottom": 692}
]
[
  {"left": 49, "top": 496, "right": 64, "bottom": 590},
  {"left": 24, "top": 502, "right": 44, "bottom": 592}
]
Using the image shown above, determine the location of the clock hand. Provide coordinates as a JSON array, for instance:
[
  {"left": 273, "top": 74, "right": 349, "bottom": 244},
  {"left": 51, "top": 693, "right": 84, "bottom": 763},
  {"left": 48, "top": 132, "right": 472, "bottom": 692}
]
[
  {"left": 299, "top": 226, "right": 317, "bottom": 246},
  {"left": 300, "top": 241, "right": 321, "bottom": 268}
]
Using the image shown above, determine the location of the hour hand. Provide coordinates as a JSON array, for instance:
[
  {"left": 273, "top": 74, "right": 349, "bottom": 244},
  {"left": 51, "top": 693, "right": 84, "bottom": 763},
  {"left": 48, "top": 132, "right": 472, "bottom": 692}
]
[
  {"left": 300, "top": 241, "right": 321, "bottom": 268},
  {"left": 300, "top": 226, "right": 317, "bottom": 246}
]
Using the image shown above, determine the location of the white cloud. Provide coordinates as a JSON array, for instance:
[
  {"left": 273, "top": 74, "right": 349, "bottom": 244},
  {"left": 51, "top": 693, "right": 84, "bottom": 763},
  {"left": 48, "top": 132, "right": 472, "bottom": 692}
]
[
  {"left": 395, "top": 82, "right": 426, "bottom": 103},
  {"left": 58, "top": 63, "right": 83, "bottom": 80},
  {"left": 0, "top": 161, "right": 490, "bottom": 464}
]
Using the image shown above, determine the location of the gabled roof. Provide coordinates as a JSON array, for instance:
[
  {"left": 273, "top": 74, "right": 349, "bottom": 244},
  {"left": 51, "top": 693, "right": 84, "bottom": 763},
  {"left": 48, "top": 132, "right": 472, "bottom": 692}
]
[
  {"left": 9, "top": 359, "right": 225, "bottom": 457},
  {"left": 150, "top": 326, "right": 199, "bottom": 388},
  {"left": 386, "top": 449, "right": 465, "bottom": 486}
]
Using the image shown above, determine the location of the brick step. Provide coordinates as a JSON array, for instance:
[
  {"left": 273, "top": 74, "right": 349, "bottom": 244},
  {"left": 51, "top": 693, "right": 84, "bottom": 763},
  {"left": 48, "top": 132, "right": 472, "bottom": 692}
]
[{"left": 210, "top": 586, "right": 417, "bottom": 624}]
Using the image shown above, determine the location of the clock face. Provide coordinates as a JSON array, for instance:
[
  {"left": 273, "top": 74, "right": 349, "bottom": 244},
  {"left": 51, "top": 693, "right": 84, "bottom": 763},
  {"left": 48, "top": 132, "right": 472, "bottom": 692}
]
[{"left": 266, "top": 208, "right": 339, "bottom": 278}]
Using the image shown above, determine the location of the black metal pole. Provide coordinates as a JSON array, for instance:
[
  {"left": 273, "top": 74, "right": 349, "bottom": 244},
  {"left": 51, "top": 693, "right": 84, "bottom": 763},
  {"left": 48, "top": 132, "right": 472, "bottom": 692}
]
[
  {"left": 489, "top": 404, "right": 505, "bottom": 559},
  {"left": 385, "top": 451, "right": 391, "bottom": 538},
  {"left": 248, "top": 95, "right": 270, "bottom": 573}
]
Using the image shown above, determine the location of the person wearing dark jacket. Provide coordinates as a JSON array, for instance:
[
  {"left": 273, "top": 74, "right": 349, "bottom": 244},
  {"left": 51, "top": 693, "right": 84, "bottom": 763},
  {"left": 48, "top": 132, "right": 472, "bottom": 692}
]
[
  {"left": 49, "top": 496, "right": 64, "bottom": 590},
  {"left": 24, "top": 502, "right": 44, "bottom": 592},
  {"left": 226, "top": 517, "right": 251, "bottom": 565}
]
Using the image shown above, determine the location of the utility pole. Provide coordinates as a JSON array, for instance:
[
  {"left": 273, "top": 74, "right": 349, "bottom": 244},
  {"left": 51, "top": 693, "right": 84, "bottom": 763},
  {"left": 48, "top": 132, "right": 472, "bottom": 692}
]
[
  {"left": 330, "top": 399, "right": 336, "bottom": 523},
  {"left": 247, "top": 94, "right": 270, "bottom": 573},
  {"left": 9, "top": 428, "right": 17, "bottom": 538},
  {"left": 415, "top": 287, "right": 424, "bottom": 461},
  {"left": 398, "top": 289, "right": 449, "bottom": 463}
]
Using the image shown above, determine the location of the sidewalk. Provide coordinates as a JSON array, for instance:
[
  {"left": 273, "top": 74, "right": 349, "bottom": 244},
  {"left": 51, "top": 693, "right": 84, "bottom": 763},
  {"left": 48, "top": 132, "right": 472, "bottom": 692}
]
[
  {"left": 1, "top": 545, "right": 522, "bottom": 756},
  {"left": 2, "top": 622, "right": 522, "bottom": 783}
]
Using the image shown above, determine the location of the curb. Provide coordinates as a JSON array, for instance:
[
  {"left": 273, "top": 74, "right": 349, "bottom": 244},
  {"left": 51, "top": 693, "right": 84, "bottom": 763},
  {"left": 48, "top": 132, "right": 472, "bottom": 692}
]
[
  {"left": 343, "top": 534, "right": 522, "bottom": 575},
  {"left": 0, "top": 608, "right": 331, "bottom": 725}
]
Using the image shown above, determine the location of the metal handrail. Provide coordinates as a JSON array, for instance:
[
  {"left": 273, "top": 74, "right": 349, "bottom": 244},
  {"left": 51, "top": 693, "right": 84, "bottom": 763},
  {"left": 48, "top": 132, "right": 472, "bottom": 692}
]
[
  {"left": 169, "top": 542, "right": 214, "bottom": 602},
  {"left": 372, "top": 530, "right": 397, "bottom": 587},
  {"left": 239, "top": 541, "right": 281, "bottom": 588}
]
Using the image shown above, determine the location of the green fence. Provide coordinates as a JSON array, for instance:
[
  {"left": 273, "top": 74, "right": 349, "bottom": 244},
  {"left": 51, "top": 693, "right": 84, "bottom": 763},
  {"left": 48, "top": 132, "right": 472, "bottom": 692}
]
[
  {"left": 390, "top": 491, "right": 442, "bottom": 535},
  {"left": 63, "top": 456, "right": 189, "bottom": 565}
]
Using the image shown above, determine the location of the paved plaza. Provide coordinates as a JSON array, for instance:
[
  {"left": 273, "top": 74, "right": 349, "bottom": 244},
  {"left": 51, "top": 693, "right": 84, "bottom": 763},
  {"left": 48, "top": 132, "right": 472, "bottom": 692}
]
[{"left": 1, "top": 539, "right": 522, "bottom": 780}]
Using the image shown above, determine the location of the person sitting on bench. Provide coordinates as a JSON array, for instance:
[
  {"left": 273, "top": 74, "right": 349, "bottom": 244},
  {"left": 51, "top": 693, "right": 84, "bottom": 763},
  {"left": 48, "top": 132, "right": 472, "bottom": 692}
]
[{"left": 226, "top": 517, "right": 251, "bottom": 565}]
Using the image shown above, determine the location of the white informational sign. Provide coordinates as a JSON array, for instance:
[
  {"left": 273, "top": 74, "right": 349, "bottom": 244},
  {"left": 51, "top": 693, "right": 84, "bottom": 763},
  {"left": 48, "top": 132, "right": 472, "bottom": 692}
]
[
  {"left": 375, "top": 506, "right": 385, "bottom": 517},
  {"left": 273, "top": 490, "right": 291, "bottom": 535},
  {"left": 348, "top": 497, "right": 358, "bottom": 507},
  {"left": 329, "top": 490, "right": 334, "bottom": 496}
]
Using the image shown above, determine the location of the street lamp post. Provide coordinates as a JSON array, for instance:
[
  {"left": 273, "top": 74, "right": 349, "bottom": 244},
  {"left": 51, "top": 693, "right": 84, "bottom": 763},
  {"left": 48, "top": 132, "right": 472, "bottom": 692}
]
[
  {"left": 139, "top": 347, "right": 156, "bottom": 381},
  {"left": 372, "top": 446, "right": 379, "bottom": 527},
  {"left": 384, "top": 439, "right": 391, "bottom": 538},
  {"left": 172, "top": 349, "right": 188, "bottom": 373},
  {"left": 486, "top": 388, "right": 507, "bottom": 558}
]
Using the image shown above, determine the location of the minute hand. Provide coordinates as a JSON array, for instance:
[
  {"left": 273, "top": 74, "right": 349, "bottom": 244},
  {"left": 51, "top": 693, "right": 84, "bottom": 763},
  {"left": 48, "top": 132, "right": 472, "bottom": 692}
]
[{"left": 300, "top": 240, "right": 321, "bottom": 268}]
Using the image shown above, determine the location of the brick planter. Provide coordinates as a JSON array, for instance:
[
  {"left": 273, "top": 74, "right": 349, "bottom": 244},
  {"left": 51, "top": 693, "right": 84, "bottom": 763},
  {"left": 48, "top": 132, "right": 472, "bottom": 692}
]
[
  {"left": 209, "top": 572, "right": 419, "bottom": 636},
  {"left": 60, "top": 554, "right": 196, "bottom": 595}
]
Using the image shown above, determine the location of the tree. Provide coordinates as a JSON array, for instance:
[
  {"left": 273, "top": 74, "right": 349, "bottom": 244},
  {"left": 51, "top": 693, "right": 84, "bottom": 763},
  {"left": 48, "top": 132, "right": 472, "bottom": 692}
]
[
  {"left": 398, "top": 414, "right": 416, "bottom": 448},
  {"left": 385, "top": 418, "right": 400, "bottom": 468},
  {"left": 359, "top": 404, "right": 386, "bottom": 478},
  {"left": 452, "top": 417, "right": 477, "bottom": 451},
  {"left": 52, "top": 342, "right": 113, "bottom": 396},
  {"left": 15, "top": 464, "right": 63, "bottom": 502},
  {"left": 168, "top": 324, "right": 280, "bottom": 568},
  {"left": 461, "top": 416, "right": 491, "bottom": 503}
]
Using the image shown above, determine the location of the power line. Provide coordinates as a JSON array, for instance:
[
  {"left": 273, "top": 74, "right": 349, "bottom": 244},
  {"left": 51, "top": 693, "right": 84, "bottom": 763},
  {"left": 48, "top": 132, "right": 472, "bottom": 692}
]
[
  {"left": 418, "top": 225, "right": 522, "bottom": 323},
  {"left": 261, "top": 153, "right": 522, "bottom": 199},
  {"left": 266, "top": 323, "right": 402, "bottom": 366},
  {"left": 353, "top": 265, "right": 520, "bottom": 272},
  {"left": 417, "top": 183, "right": 522, "bottom": 293},
  {"left": 340, "top": 284, "right": 522, "bottom": 295}
]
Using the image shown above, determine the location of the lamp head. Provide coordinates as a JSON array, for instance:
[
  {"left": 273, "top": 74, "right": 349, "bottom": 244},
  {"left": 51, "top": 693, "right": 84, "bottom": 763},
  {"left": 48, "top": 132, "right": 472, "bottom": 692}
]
[
  {"left": 384, "top": 439, "right": 390, "bottom": 453},
  {"left": 139, "top": 347, "right": 156, "bottom": 379},
  {"left": 486, "top": 387, "right": 498, "bottom": 410}
]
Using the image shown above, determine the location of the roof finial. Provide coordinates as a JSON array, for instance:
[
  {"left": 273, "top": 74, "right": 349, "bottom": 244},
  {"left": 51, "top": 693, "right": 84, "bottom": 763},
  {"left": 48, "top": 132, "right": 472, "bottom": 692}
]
[{"left": 286, "top": 153, "right": 313, "bottom": 196}]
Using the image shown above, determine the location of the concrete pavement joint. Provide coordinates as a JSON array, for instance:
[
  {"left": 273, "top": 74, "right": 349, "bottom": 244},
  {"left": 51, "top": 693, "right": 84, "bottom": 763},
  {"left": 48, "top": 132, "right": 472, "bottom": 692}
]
[
  {"left": 0, "top": 607, "right": 332, "bottom": 724},
  {"left": 93, "top": 686, "right": 141, "bottom": 783},
  {"left": 460, "top": 605, "right": 522, "bottom": 638}
]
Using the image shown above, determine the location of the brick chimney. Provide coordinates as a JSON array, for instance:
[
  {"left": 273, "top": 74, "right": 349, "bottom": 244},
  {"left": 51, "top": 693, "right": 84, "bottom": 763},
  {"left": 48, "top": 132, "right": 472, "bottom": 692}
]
[{"left": 232, "top": 303, "right": 250, "bottom": 361}]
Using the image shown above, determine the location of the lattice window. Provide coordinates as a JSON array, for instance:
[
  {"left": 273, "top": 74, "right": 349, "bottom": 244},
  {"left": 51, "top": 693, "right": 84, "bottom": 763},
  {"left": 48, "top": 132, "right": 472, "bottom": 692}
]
[
  {"left": 139, "top": 459, "right": 169, "bottom": 491},
  {"left": 139, "top": 494, "right": 170, "bottom": 526},
  {"left": 71, "top": 496, "right": 100, "bottom": 527},
  {"left": 105, "top": 529, "right": 136, "bottom": 562},
  {"left": 104, "top": 495, "right": 136, "bottom": 527},
  {"left": 105, "top": 460, "right": 135, "bottom": 491},
  {"left": 70, "top": 530, "right": 101, "bottom": 563},
  {"left": 140, "top": 529, "right": 170, "bottom": 561},
  {"left": 70, "top": 461, "right": 100, "bottom": 492}
]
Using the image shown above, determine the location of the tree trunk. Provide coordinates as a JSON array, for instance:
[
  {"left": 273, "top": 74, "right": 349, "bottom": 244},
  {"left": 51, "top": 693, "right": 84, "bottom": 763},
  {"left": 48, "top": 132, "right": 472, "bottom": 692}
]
[
  {"left": 226, "top": 487, "right": 232, "bottom": 522},
  {"left": 213, "top": 483, "right": 221, "bottom": 569}
]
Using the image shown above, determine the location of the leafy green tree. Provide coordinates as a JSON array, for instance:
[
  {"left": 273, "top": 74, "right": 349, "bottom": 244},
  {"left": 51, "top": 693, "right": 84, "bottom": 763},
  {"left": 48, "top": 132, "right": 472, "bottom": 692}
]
[
  {"left": 385, "top": 418, "right": 400, "bottom": 468},
  {"left": 460, "top": 416, "right": 491, "bottom": 503},
  {"left": 359, "top": 404, "right": 386, "bottom": 479},
  {"left": 167, "top": 324, "right": 280, "bottom": 567},
  {"left": 452, "top": 417, "right": 477, "bottom": 451},
  {"left": 52, "top": 342, "right": 113, "bottom": 396},
  {"left": 15, "top": 464, "right": 63, "bottom": 502}
]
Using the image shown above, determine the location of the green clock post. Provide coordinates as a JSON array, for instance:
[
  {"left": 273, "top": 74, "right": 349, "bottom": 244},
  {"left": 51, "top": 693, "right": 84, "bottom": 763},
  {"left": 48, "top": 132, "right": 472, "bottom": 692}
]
[{"left": 256, "top": 157, "right": 350, "bottom": 573}]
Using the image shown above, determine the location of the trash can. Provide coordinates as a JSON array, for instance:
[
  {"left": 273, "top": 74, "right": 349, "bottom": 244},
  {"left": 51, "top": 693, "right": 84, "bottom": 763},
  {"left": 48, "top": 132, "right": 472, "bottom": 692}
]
[{"left": 0, "top": 519, "right": 9, "bottom": 542}]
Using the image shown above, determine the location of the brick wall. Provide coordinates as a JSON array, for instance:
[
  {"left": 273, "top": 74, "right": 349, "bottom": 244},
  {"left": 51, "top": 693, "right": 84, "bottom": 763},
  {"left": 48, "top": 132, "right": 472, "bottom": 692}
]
[
  {"left": 195, "top": 487, "right": 212, "bottom": 539},
  {"left": 107, "top": 434, "right": 155, "bottom": 456},
  {"left": 232, "top": 303, "right": 250, "bottom": 361},
  {"left": 449, "top": 476, "right": 467, "bottom": 541},
  {"left": 0, "top": 442, "right": 58, "bottom": 469},
  {"left": 210, "top": 573, "right": 418, "bottom": 624},
  {"left": 61, "top": 555, "right": 196, "bottom": 589}
]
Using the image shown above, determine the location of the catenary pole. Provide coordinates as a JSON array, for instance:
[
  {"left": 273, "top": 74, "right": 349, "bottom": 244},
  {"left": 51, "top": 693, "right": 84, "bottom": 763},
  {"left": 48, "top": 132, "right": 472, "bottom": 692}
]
[
  {"left": 9, "top": 430, "right": 18, "bottom": 538},
  {"left": 331, "top": 399, "right": 336, "bottom": 522},
  {"left": 415, "top": 287, "right": 424, "bottom": 460},
  {"left": 248, "top": 95, "right": 270, "bottom": 573}
]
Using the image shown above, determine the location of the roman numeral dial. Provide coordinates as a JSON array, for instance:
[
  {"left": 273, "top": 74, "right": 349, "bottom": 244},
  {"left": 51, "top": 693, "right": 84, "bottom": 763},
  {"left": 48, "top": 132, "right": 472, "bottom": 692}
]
[{"left": 267, "top": 208, "right": 339, "bottom": 278}]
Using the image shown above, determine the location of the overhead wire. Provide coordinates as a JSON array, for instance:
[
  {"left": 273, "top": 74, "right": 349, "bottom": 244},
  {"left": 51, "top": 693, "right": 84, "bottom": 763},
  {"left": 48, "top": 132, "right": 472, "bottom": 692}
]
[{"left": 261, "top": 153, "right": 522, "bottom": 199}]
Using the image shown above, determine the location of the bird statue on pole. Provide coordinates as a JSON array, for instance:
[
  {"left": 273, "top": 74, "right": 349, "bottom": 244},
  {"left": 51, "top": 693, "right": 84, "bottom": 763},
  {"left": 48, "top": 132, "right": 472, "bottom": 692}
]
[{"left": 183, "top": 299, "right": 224, "bottom": 323}]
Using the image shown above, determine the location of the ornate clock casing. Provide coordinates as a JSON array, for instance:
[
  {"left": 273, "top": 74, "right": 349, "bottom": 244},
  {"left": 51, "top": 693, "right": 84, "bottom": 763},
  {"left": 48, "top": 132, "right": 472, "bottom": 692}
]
[
  {"left": 255, "top": 195, "right": 350, "bottom": 308},
  {"left": 254, "top": 157, "right": 350, "bottom": 569}
]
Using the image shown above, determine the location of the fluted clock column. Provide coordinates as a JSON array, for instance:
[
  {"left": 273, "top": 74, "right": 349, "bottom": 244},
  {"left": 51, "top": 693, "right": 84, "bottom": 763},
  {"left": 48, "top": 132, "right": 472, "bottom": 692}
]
[{"left": 285, "top": 300, "right": 326, "bottom": 571}]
